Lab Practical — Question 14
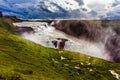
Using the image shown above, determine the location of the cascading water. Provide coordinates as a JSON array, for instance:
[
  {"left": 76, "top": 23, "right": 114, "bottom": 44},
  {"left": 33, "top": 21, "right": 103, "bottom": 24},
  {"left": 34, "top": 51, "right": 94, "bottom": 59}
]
[{"left": 13, "top": 22, "right": 111, "bottom": 61}]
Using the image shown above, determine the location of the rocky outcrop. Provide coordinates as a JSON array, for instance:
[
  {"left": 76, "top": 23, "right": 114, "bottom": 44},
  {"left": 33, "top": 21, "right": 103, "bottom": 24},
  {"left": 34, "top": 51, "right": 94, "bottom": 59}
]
[
  {"left": 49, "top": 38, "right": 68, "bottom": 49},
  {"left": 52, "top": 40, "right": 58, "bottom": 48},
  {"left": 57, "top": 38, "right": 68, "bottom": 49},
  {"left": 105, "top": 35, "right": 120, "bottom": 62},
  {"left": 14, "top": 27, "right": 34, "bottom": 35},
  {"left": 0, "top": 12, "right": 2, "bottom": 17}
]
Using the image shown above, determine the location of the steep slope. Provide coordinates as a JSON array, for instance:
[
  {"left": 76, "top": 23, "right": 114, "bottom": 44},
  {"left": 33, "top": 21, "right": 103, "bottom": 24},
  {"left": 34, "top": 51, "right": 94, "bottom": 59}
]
[{"left": 0, "top": 18, "right": 120, "bottom": 80}]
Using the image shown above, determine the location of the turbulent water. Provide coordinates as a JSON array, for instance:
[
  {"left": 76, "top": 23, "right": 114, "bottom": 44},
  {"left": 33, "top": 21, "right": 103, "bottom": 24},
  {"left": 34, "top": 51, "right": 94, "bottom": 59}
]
[{"left": 13, "top": 22, "right": 111, "bottom": 61}]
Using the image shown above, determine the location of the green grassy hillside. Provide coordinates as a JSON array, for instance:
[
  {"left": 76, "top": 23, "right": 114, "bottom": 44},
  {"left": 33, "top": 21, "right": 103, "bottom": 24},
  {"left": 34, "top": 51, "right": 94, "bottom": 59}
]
[{"left": 0, "top": 18, "right": 120, "bottom": 80}]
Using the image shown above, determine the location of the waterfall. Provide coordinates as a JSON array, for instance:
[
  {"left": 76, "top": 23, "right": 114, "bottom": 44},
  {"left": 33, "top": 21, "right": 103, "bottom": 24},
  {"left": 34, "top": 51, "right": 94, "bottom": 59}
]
[{"left": 13, "top": 21, "right": 111, "bottom": 61}]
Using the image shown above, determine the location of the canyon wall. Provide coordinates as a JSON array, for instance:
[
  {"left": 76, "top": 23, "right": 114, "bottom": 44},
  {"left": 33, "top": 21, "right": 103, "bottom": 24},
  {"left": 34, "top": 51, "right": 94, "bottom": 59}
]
[{"left": 53, "top": 20, "right": 120, "bottom": 62}]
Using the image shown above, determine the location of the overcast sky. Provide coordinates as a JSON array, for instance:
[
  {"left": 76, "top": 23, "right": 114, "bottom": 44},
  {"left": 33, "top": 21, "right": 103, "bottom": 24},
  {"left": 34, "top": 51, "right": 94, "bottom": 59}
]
[{"left": 0, "top": 0, "right": 120, "bottom": 19}]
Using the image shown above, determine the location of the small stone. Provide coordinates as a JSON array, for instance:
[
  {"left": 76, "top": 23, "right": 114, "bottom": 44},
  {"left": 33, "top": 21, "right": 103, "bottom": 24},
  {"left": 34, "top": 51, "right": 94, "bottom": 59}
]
[
  {"left": 87, "top": 63, "right": 91, "bottom": 65},
  {"left": 64, "top": 64, "right": 69, "bottom": 66},
  {"left": 74, "top": 66, "right": 80, "bottom": 69},
  {"left": 89, "top": 69, "right": 93, "bottom": 72},
  {"left": 59, "top": 51, "right": 63, "bottom": 53},
  {"left": 88, "top": 57, "right": 91, "bottom": 59},
  {"left": 81, "top": 62, "right": 84, "bottom": 65},
  {"left": 61, "top": 56, "right": 66, "bottom": 60}
]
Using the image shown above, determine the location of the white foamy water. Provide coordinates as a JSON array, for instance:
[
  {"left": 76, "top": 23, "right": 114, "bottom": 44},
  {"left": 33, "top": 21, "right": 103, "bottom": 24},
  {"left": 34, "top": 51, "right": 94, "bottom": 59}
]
[{"left": 13, "top": 22, "right": 111, "bottom": 60}]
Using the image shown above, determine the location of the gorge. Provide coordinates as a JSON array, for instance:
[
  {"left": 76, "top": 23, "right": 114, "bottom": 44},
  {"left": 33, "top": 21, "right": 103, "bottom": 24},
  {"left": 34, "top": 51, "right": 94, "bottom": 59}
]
[{"left": 13, "top": 20, "right": 120, "bottom": 62}]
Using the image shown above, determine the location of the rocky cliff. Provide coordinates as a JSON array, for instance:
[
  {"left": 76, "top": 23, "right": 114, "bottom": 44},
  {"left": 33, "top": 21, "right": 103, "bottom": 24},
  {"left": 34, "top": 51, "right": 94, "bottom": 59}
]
[{"left": 54, "top": 20, "right": 120, "bottom": 62}]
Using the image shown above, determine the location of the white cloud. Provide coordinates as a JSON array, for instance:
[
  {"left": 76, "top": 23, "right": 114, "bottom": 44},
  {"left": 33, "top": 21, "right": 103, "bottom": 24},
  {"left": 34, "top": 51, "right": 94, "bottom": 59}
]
[
  {"left": 13, "top": 3, "right": 33, "bottom": 9},
  {"left": 106, "top": 5, "right": 120, "bottom": 19},
  {"left": 81, "top": 0, "right": 120, "bottom": 19},
  {"left": 83, "top": 0, "right": 115, "bottom": 11},
  {"left": 0, "top": 0, "right": 11, "bottom": 8}
]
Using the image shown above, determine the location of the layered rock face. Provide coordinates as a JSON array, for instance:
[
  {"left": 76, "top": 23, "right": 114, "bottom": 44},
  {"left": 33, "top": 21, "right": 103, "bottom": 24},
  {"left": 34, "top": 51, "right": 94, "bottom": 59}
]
[
  {"left": 14, "top": 27, "right": 34, "bottom": 35},
  {"left": 53, "top": 20, "right": 120, "bottom": 62}
]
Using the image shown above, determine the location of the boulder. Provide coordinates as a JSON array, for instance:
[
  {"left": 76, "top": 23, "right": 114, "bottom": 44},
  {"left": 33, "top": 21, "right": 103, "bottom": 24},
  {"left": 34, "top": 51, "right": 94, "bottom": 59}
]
[
  {"left": 52, "top": 40, "right": 58, "bottom": 48},
  {"left": 50, "top": 38, "right": 68, "bottom": 49}
]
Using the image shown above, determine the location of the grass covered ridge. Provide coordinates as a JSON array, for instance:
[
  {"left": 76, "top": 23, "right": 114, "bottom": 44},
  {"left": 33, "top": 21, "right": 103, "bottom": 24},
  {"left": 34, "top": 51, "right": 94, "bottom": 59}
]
[{"left": 0, "top": 18, "right": 120, "bottom": 80}]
